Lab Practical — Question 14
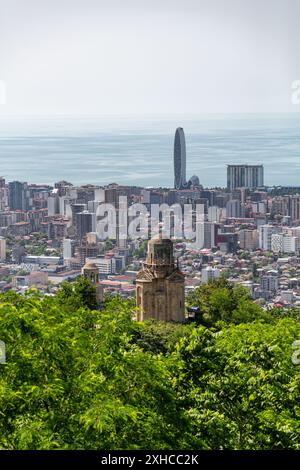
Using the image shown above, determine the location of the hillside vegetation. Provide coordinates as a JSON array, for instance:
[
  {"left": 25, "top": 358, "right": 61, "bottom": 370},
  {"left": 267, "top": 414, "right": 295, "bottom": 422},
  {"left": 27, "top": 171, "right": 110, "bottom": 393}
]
[{"left": 0, "top": 278, "right": 300, "bottom": 449}]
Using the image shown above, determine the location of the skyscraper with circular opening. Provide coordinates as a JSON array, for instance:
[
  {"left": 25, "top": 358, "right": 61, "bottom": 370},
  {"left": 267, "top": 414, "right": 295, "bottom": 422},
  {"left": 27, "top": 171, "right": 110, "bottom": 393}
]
[{"left": 174, "top": 127, "right": 186, "bottom": 189}]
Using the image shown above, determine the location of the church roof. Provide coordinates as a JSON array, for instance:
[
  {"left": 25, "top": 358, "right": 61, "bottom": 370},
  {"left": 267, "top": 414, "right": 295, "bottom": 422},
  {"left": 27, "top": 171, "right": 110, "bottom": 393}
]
[
  {"left": 136, "top": 269, "right": 154, "bottom": 281},
  {"left": 166, "top": 269, "right": 185, "bottom": 282},
  {"left": 83, "top": 261, "right": 99, "bottom": 270}
]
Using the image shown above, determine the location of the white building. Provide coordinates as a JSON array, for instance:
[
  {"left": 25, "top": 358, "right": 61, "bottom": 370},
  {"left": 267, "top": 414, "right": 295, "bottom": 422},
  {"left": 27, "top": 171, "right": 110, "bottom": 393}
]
[
  {"left": 201, "top": 266, "right": 220, "bottom": 284},
  {"left": 0, "top": 237, "right": 6, "bottom": 261},
  {"left": 94, "top": 188, "right": 105, "bottom": 203},
  {"left": 197, "top": 222, "right": 216, "bottom": 249},
  {"left": 271, "top": 234, "right": 298, "bottom": 254},
  {"left": 259, "top": 225, "right": 277, "bottom": 251},
  {"left": 63, "top": 238, "right": 76, "bottom": 260},
  {"left": 271, "top": 234, "right": 283, "bottom": 253},
  {"left": 281, "top": 290, "right": 294, "bottom": 304},
  {"left": 208, "top": 206, "right": 224, "bottom": 223},
  {"left": 86, "top": 257, "right": 116, "bottom": 275}
]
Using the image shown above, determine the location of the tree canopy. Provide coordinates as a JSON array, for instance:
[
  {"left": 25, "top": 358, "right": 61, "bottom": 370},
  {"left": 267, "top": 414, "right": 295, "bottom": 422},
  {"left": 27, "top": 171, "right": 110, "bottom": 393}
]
[{"left": 0, "top": 278, "right": 299, "bottom": 449}]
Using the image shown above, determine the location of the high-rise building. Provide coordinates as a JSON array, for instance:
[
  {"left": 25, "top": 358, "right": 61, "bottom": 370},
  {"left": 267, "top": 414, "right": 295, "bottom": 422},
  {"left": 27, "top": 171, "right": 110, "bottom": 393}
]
[
  {"left": 258, "top": 225, "right": 277, "bottom": 251},
  {"left": 77, "top": 236, "right": 99, "bottom": 265},
  {"left": 260, "top": 271, "right": 278, "bottom": 298},
  {"left": 271, "top": 196, "right": 289, "bottom": 217},
  {"left": 47, "top": 191, "right": 60, "bottom": 216},
  {"left": 70, "top": 203, "right": 86, "bottom": 234},
  {"left": 197, "top": 222, "right": 216, "bottom": 249},
  {"left": 226, "top": 199, "right": 244, "bottom": 218},
  {"left": 8, "top": 181, "right": 29, "bottom": 210},
  {"left": 239, "top": 229, "right": 258, "bottom": 251},
  {"left": 0, "top": 177, "right": 7, "bottom": 211},
  {"left": 227, "top": 165, "right": 264, "bottom": 190},
  {"left": 174, "top": 127, "right": 187, "bottom": 190},
  {"left": 289, "top": 196, "right": 300, "bottom": 222},
  {"left": 136, "top": 236, "right": 185, "bottom": 322},
  {"left": 76, "top": 211, "right": 95, "bottom": 239},
  {"left": 0, "top": 237, "right": 6, "bottom": 261},
  {"left": 63, "top": 238, "right": 76, "bottom": 260},
  {"left": 208, "top": 206, "right": 223, "bottom": 223}
]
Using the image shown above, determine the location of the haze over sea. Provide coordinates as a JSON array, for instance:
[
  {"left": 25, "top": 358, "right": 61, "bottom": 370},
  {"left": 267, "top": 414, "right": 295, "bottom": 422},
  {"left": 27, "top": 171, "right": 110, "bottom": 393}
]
[{"left": 0, "top": 113, "right": 299, "bottom": 188}]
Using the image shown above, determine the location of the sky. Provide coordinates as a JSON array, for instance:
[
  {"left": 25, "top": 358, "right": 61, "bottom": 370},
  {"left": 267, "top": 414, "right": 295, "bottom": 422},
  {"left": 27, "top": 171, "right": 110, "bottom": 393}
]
[{"left": 0, "top": 0, "right": 300, "bottom": 116}]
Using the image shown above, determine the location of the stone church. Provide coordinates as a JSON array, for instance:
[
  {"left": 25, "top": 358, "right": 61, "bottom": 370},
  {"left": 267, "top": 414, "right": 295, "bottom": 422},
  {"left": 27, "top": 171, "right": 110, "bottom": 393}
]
[{"left": 136, "top": 236, "right": 185, "bottom": 322}]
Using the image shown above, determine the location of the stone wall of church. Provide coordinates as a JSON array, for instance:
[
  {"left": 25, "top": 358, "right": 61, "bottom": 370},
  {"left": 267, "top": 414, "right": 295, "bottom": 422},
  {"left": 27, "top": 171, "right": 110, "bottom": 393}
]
[
  {"left": 136, "top": 277, "right": 185, "bottom": 322},
  {"left": 167, "top": 280, "right": 185, "bottom": 322}
]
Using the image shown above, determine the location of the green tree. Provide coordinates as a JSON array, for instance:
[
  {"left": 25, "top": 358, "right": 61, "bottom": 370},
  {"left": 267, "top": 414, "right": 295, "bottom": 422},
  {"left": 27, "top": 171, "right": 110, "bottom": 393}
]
[
  {"left": 0, "top": 292, "right": 190, "bottom": 449},
  {"left": 171, "top": 319, "right": 300, "bottom": 449},
  {"left": 188, "top": 277, "right": 268, "bottom": 326},
  {"left": 56, "top": 276, "right": 98, "bottom": 311},
  {"left": 1, "top": 283, "right": 300, "bottom": 450},
  {"left": 133, "top": 319, "right": 189, "bottom": 355}
]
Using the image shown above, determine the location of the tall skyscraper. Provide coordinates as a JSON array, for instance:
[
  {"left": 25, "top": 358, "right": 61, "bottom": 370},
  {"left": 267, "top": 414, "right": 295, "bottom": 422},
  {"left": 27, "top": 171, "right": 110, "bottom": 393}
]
[
  {"left": 174, "top": 127, "right": 186, "bottom": 190},
  {"left": 197, "top": 221, "right": 217, "bottom": 249},
  {"left": 227, "top": 165, "right": 264, "bottom": 190},
  {"left": 8, "top": 181, "right": 29, "bottom": 210},
  {"left": 0, "top": 177, "right": 7, "bottom": 211},
  {"left": 289, "top": 196, "right": 300, "bottom": 222},
  {"left": 76, "top": 211, "right": 95, "bottom": 239}
]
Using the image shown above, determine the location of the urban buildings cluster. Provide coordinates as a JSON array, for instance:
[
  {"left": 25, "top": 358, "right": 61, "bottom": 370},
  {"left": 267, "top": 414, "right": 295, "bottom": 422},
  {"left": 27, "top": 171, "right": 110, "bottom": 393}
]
[{"left": 0, "top": 128, "right": 300, "bottom": 312}]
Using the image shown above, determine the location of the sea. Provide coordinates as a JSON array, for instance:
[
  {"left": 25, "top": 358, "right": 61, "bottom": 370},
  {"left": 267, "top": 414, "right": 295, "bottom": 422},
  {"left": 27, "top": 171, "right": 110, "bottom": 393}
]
[{"left": 0, "top": 113, "right": 299, "bottom": 188}]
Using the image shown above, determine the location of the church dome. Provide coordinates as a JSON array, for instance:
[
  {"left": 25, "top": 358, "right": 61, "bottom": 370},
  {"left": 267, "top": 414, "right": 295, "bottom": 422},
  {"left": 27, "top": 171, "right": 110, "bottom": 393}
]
[
  {"left": 146, "top": 236, "right": 174, "bottom": 267},
  {"left": 83, "top": 261, "right": 99, "bottom": 271},
  {"left": 148, "top": 236, "right": 173, "bottom": 246}
]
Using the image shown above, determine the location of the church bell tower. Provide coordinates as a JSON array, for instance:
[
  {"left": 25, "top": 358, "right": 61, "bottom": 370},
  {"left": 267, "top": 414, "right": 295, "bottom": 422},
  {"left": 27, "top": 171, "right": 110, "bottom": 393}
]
[
  {"left": 136, "top": 236, "right": 185, "bottom": 322},
  {"left": 82, "top": 261, "right": 103, "bottom": 304}
]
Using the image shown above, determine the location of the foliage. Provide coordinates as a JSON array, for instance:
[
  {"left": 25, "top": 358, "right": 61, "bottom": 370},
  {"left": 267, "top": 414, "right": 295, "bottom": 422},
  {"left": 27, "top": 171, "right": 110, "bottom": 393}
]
[
  {"left": 0, "top": 290, "right": 189, "bottom": 449},
  {"left": 0, "top": 280, "right": 300, "bottom": 449},
  {"left": 56, "top": 276, "right": 98, "bottom": 311},
  {"left": 132, "top": 240, "right": 148, "bottom": 259},
  {"left": 171, "top": 319, "right": 300, "bottom": 449},
  {"left": 133, "top": 319, "right": 190, "bottom": 355},
  {"left": 187, "top": 277, "right": 269, "bottom": 326}
]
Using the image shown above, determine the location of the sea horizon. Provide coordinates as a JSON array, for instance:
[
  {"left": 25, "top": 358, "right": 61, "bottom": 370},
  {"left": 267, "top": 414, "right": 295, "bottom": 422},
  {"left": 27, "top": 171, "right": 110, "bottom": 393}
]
[{"left": 0, "top": 112, "right": 299, "bottom": 188}]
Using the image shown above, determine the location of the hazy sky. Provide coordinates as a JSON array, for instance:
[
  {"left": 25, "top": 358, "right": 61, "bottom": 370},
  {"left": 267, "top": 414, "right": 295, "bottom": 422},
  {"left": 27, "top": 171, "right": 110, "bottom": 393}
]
[{"left": 0, "top": 0, "right": 300, "bottom": 115}]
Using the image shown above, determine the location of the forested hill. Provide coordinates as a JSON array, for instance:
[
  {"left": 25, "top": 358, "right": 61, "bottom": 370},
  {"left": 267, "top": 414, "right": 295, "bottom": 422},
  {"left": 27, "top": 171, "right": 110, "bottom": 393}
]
[{"left": 0, "top": 278, "right": 300, "bottom": 450}]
